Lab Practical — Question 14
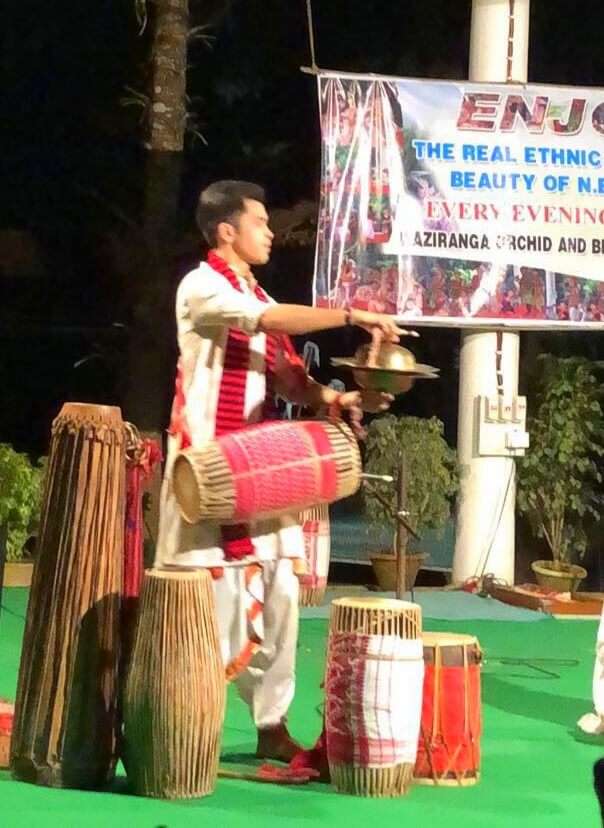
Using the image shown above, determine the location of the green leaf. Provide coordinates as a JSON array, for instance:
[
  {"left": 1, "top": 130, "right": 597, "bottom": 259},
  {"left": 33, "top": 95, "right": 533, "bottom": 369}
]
[
  {"left": 0, "top": 445, "right": 46, "bottom": 561},
  {"left": 517, "top": 354, "right": 604, "bottom": 565}
]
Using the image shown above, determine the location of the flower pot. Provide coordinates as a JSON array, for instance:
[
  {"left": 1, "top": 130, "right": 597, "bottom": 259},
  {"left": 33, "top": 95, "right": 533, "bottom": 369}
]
[
  {"left": 2, "top": 561, "right": 34, "bottom": 588},
  {"left": 370, "top": 552, "right": 427, "bottom": 592},
  {"left": 531, "top": 560, "right": 587, "bottom": 594}
]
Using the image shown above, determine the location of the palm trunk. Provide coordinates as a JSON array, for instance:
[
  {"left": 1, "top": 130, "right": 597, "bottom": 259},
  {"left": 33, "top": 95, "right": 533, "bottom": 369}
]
[{"left": 146, "top": 0, "right": 188, "bottom": 154}]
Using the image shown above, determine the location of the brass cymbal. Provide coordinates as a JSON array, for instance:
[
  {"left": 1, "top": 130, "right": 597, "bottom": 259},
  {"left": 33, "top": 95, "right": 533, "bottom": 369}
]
[{"left": 331, "top": 343, "right": 439, "bottom": 394}]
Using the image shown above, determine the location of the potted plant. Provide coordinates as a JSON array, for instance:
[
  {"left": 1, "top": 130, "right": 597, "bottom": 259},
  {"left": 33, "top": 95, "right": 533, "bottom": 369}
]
[
  {"left": 516, "top": 355, "right": 604, "bottom": 593},
  {"left": 363, "top": 415, "right": 459, "bottom": 591},
  {"left": 0, "top": 444, "right": 45, "bottom": 587}
]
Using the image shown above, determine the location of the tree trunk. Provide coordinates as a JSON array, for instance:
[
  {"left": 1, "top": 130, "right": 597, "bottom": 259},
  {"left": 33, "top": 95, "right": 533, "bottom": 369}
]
[
  {"left": 124, "top": 0, "right": 190, "bottom": 425},
  {"left": 123, "top": 0, "right": 190, "bottom": 543}
]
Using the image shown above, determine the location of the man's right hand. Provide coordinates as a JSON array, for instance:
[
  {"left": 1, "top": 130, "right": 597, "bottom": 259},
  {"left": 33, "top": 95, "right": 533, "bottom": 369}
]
[{"left": 349, "top": 309, "right": 418, "bottom": 367}]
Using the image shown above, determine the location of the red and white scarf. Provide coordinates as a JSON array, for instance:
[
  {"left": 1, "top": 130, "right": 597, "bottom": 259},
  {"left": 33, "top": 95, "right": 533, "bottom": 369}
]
[
  {"left": 169, "top": 250, "right": 306, "bottom": 561},
  {"left": 208, "top": 250, "right": 277, "bottom": 560}
]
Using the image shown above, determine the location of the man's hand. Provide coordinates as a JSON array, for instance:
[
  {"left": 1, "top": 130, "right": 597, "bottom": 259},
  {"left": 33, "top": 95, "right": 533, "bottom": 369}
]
[
  {"left": 349, "top": 309, "right": 405, "bottom": 342},
  {"left": 340, "top": 389, "right": 394, "bottom": 413},
  {"left": 348, "top": 309, "right": 416, "bottom": 367},
  {"left": 337, "top": 389, "right": 394, "bottom": 439}
]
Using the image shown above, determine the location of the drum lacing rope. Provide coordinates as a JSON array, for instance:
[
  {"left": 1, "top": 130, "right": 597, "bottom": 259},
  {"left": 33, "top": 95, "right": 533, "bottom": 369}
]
[{"left": 124, "top": 422, "right": 144, "bottom": 462}]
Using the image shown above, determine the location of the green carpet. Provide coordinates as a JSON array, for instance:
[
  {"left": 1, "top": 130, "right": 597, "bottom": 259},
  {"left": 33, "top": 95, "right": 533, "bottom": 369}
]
[
  {"left": 1, "top": 587, "right": 603, "bottom": 827},
  {"left": 301, "top": 587, "right": 548, "bottom": 622}
]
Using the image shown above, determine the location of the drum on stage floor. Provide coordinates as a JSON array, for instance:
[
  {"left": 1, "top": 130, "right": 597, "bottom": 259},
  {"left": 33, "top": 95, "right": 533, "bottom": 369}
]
[
  {"left": 325, "top": 597, "right": 424, "bottom": 797},
  {"left": 122, "top": 568, "right": 225, "bottom": 799},
  {"left": 11, "top": 403, "right": 125, "bottom": 788},
  {"left": 414, "top": 631, "right": 482, "bottom": 786}
]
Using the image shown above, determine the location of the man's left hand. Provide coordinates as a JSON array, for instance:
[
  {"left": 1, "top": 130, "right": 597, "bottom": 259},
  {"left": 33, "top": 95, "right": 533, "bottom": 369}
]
[
  {"left": 337, "top": 389, "right": 394, "bottom": 439},
  {"left": 340, "top": 389, "right": 393, "bottom": 413}
]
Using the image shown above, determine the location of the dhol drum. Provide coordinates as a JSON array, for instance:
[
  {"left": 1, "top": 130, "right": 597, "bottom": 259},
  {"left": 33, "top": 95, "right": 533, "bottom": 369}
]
[
  {"left": 414, "top": 632, "right": 482, "bottom": 787},
  {"left": 122, "top": 568, "right": 225, "bottom": 800},
  {"left": 325, "top": 597, "right": 424, "bottom": 797},
  {"left": 172, "top": 419, "right": 361, "bottom": 524},
  {"left": 11, "top": 403, "right": 125, "bottom": 788},
  {"left": 298, "top": 503, "right": 330, "bottom": 607}
]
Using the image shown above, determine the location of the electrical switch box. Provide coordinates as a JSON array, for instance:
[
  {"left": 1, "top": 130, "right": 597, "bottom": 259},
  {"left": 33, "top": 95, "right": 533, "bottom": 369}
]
[{"left": 476, "top": 395, "right": 529, "bottom": 457}]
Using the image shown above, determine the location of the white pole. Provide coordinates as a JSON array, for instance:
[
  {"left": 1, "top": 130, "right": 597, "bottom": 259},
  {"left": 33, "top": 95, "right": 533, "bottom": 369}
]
[
  {"left": 469, "top": 0, "right": 530, "bottom": 83},
  {"left": 452, "top": 0, "right": 530, "bottom": 586}
]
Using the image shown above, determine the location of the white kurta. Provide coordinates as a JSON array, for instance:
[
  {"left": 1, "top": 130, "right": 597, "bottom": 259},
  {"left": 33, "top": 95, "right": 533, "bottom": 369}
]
[
  {"left": 155, "top": 259, "right": 304, "bottom": 728},
  {"left": 156, "top": 261, "right": 305, "bottom": 569}
]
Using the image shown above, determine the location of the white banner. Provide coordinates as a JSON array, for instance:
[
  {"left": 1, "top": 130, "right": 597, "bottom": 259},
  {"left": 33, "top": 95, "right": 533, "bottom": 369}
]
[{"left": 314, "top": 72, "right": 604, "bottom": 329}]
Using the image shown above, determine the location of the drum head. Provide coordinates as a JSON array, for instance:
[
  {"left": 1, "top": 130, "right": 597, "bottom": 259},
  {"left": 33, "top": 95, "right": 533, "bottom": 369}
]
[
  {"left": 422, "top": 632, "right": 478, "bottom": 647},
  {"left": 148, "top": 567, "right": 207, "bottom": 582},
  {"left": 422, "top": 632, "right": 481, "bottom": 666},
  {"left": 172, "top": 454, "right": 203, "bottom": 524},
  {"left": 331, "top": 596, "right": 419, "bottom": 612}
]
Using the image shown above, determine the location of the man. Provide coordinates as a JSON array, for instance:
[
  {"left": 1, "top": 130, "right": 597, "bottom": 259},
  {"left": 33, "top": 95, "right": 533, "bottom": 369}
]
[
  {"left": 156, "top": 180, "right": 402, "bottom": 762},
  {"left": 578, "top": 609, "right": 604, "bottom": 736}
]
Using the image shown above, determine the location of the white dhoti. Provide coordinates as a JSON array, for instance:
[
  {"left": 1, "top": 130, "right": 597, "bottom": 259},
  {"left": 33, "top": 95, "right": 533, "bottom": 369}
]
[
  {"left": 214, "top": 559, "right": 299, "bottom": 728},
  {"left": 578, "top": 608, "right": 604, "bottom": 734}
]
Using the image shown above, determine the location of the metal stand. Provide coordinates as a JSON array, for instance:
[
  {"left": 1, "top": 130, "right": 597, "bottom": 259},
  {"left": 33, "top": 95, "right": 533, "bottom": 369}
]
[
  {"left": 395, "top": 457, "right": 408, "bottom": 601},
  {"left": 363, "top": 457, "right": 420, "bottom": 601}
]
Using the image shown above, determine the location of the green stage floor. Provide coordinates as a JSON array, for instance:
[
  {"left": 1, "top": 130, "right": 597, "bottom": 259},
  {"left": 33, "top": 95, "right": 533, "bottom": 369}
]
[{"left": 1, "top": 587, "right": 603, "bottom": 827}]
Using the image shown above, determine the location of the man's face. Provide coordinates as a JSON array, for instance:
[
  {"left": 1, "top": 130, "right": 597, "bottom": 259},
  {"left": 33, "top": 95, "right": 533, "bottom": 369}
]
[{"left": 226, "top": 198, "right": 274, "bottom": 266}]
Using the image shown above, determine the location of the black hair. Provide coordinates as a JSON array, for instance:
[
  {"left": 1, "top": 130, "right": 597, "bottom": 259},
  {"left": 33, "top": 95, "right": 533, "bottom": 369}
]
[{"left": 195, "top": 180, "right": 266, "bottom": 246}]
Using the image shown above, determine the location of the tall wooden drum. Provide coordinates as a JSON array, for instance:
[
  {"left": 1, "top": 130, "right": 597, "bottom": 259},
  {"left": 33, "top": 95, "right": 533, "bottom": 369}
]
[
  {"left": 414, "top": 632, "right": 482, "bottom": 787},
  {"left": 325, "top": 597, "right": 424, "bottom": 797},
  {"left": 11, "top": 403, "right": 125, "bottom": 788},
  {"left": 123, "top": 568, "right": 226, "bottom": 800},
  {"left": 298, "top": 503, "right": 330, "bottom": 607}
]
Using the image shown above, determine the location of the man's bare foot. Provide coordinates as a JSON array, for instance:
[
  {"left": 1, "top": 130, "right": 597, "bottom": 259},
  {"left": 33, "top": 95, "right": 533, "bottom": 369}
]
[
  {"left": 578, "top": 712, "right": 604, "bottom": 735},
  {"left": 256, "top": 722, "right": 303, "bottom": 763}
]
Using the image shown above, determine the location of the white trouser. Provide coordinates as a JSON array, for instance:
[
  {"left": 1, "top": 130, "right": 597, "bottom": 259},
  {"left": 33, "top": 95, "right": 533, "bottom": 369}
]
[
  {"left": 578, "top": 607, "right": 604, "bottom": 734},
  {"left": 213, "top": 558, "right": 299, "bottom": 729},
  {"left": 593, "top": 610, "right": 604, "bottom": 716}
]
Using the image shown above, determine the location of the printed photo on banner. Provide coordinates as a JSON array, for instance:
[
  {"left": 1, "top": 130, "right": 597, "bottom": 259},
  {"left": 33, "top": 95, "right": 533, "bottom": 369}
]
[{"left": 313, "top": 73, "right": 604, "bottom": 328}]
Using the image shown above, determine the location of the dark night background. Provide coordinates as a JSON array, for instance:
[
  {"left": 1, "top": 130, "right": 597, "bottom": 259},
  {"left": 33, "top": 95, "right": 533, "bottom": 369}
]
[{"left": 2, "top": 1, "right": 604, "bottom": 580}]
